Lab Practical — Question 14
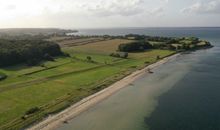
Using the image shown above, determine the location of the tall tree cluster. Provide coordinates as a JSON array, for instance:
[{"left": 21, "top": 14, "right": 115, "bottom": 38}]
[{"left": 0, "top": 39, "right": 63, "bottom": 66}]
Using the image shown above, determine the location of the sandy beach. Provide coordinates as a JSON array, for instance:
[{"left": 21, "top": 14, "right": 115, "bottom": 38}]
[{"left": 27, "top": 53, "right": 180, "bottom": 130}]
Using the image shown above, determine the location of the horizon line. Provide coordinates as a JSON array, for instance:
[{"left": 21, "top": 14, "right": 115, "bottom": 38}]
[{"left": 0, "top": 26, "right": 220, "bottom": 30}]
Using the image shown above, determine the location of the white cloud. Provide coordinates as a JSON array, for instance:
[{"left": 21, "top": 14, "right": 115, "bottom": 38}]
[
  {"left": 182, "top": 0, "right": 220, "bottom": 14},
  {"left": 5, "top": 4, "right": 16, "bottom": 10},
  {"left": 3, "top": 0, "right": 219, "bottom": 28},
  {"left": 80, "top": 0, "right": 168, "bottom": 17},
  {"left": 81, "top": 0, "right": 144, "bottom": 16},
  {"left": 0, "top": 0, "right": 170, "bottom": 28},
  {"left": 163, "top": 0, "right": 169, "bottom": 3},
  {"left": 149, "top": 7, "right": 164, "bottom": 15}
]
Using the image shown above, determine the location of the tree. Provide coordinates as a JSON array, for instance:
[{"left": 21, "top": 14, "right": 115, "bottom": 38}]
[
  {"left": 109, "top": 52, "right": 128, "bottom": 58},
  {"left": 182, "top": 44, "right": 190, "bottom": 50},
  {"left": 118, "top": 41, "right": 153, "bottom": 52},
  {"left": 86, "top": 56, "right": 92, "bottom": 61},
  {"left": 156, "top": 55, "right": 160, "bottom": 60},
  {"left": 25, "top": 107, "right": 40, "bottom": 115},
  {"left": 0, "top": 38, "right": 63, "bottom": 66}
]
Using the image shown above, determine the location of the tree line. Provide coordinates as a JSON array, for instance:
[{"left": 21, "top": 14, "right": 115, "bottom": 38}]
[
  {"left": 118, "top": 41, "right": 153, "bottom": 52},
  {"left": 0, "top": 39, "right": 63, "bottom": 67}
]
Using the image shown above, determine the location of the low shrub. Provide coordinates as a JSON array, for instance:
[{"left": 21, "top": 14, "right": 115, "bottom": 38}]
[
  {"left": 25, "top": 107, "right": 40, "bottom": 115},
  {"left": 0, "top": 72, "right": 7, "bottom": 81},
  {"left": 110, "top": 52, "right": 128, "bottom": 58}
]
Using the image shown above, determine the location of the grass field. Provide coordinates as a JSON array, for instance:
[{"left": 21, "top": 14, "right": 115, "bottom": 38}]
[
  {"left": 0, "top": 38, "right": 175, "bottom": 130},
  {"left": 69, "top": 39, "right": 134, "bottom": 54},
  {"left": 49, "top": 36, "right": 108, "bottom": 47}
]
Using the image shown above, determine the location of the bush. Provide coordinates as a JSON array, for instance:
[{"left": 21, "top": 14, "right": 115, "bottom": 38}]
[
  {"left": 144, "top": 61, "right": 150, "bottom": 64},
  {"left": 168, "top": 45, "right": 176, "bottom": 50},
  {"left": 63, "top": 53, "right": 71, "bottom": 57},
  {"left": 130, "top": 65, "right": 137, "bottom": 68},
  {"left": 109, "top": 53, "right": 114, "bottom": 57},
  {"left": 120, "top": 52, "right": 128, "bottom": 58},
  {"left": 86, "top": 56, "right": 92, "bottom": 61},
  {"left": 156, "top": 55, "right": 160, "bottom": 60},
  {"left": 110, "top": 53, "right": 119, "bottom": 57},
  {"left": 125, "top": 34, "right": 145, "bottom": 40},
  {"left": 0, "top": 72, "right": 7, "bottom": 81},
  {"left": 182, "top": 44, "right": 190, "bottom": 50},
  {"left": 110, "top": 52, "right": 128, "bottom": 58},
  {"left": 25, "top": 107, "right": 40, "bottom": 115}
]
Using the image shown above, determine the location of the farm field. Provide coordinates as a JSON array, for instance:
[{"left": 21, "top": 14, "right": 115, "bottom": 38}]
[
  {"left": 49, "top": 36, "right": 109, "bottom": 47},
  {"left": 0, "top": 37, "right": 175, "bottom": 130},
  {"left": 69, "top": 39, "right": 134, "bottom": 54}
]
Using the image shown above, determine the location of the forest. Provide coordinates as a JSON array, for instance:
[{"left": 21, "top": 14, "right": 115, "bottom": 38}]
[
  {"left": 0, "top": 39, "right": 63, "bottom": 66},
  {"left": 118, "top": 41, "right": 153, "bottom": 52}
]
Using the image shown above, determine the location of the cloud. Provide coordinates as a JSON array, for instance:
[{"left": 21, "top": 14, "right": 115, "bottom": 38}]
[
  {"left": 81, "top": 0, "right": 144, "bottom": 16},
  {"left": 5, "top": 4, "right": 16, "bottom": 10},
  {"left": 149, "top": 7, "right": 164, "bottom": 15},
  {"left": 163, "top": 0, "right": 169, "bottom": 3},
  {"left": 182, "top": 0, "right": 220, "bottom": 14},
  {"left": 80, "top": 0, "right": 168, "bottom": 17}
]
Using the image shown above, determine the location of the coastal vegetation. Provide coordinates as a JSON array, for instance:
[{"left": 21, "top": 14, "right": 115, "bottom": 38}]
[
  {"left": 118, "top": 41, "right": 153, "bottom": 52},
  {"left": 0, "top": 72, "right": 7, "bottom": 81},
  {"left": 0, "top": 33, "right": 212, "bottom": 130},
  {"left": 0, "top": 39, "right": 63, "bottom": 66},
  {"left": 0, "top": 28, "right": 77, "bottom": 37},
  {"left": 123, "top": 34, "right": 212, "bottom": 51}
]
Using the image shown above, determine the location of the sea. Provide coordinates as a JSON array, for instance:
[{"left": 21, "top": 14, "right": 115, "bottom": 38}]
[{"left": 57, "top": 27, "right": 220, "bottom": 130}]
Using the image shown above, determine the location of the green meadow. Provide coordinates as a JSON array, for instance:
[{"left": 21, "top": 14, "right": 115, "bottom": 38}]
[{"left": 0, "top": 38, "right": 175, "bottom": 130}]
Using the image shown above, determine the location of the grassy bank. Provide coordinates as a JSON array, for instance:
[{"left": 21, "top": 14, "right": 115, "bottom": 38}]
[{"left": 0, "top": 38, "right": 175, "bottom": 130}]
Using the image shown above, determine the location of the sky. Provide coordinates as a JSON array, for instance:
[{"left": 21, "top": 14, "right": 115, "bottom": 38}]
[{"left": 0, "top": 0, "right": 220, "bottom": 28}]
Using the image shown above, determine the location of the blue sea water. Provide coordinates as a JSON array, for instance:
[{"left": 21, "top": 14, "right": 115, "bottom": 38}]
[
  {"left": 144, "top": 29, "right": 220, "bottom": 130},
  {"left": 76, "top": 27, "right": 220, "bottom": 38},
  {"left": 58, "top": 27, "right": 220, "bottom": 130}
]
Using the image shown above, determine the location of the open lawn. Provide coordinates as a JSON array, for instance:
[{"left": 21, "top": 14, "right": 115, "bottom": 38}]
[
  {"left": 0, "top": 38, "right": 175, "bottom": 130},
  {"left": 49, "top": 36, "right": 108, "bottom": 47},
  {"left": 70, "top": 39, "right": 134, "bottom": 54}
]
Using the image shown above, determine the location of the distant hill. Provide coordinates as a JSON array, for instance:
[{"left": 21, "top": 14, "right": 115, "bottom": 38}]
[{"left": 0, "top": 28, "right": 78, "bottom": 36}]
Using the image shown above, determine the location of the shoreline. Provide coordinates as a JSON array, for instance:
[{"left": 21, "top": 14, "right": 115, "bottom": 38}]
[{"left": 27, "top": 53, "right": 180, "bottom": 130}]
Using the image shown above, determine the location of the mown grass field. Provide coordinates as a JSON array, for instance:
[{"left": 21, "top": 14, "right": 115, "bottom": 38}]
[
  {"left": 49, "top": 36, "right": 108, "bottom": 47},
  {"left": 69, "top": 39, "right": 134, "bottom": 54},
  {"left": 0, "top": 38, "right": 175, "bottom": 130}
]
